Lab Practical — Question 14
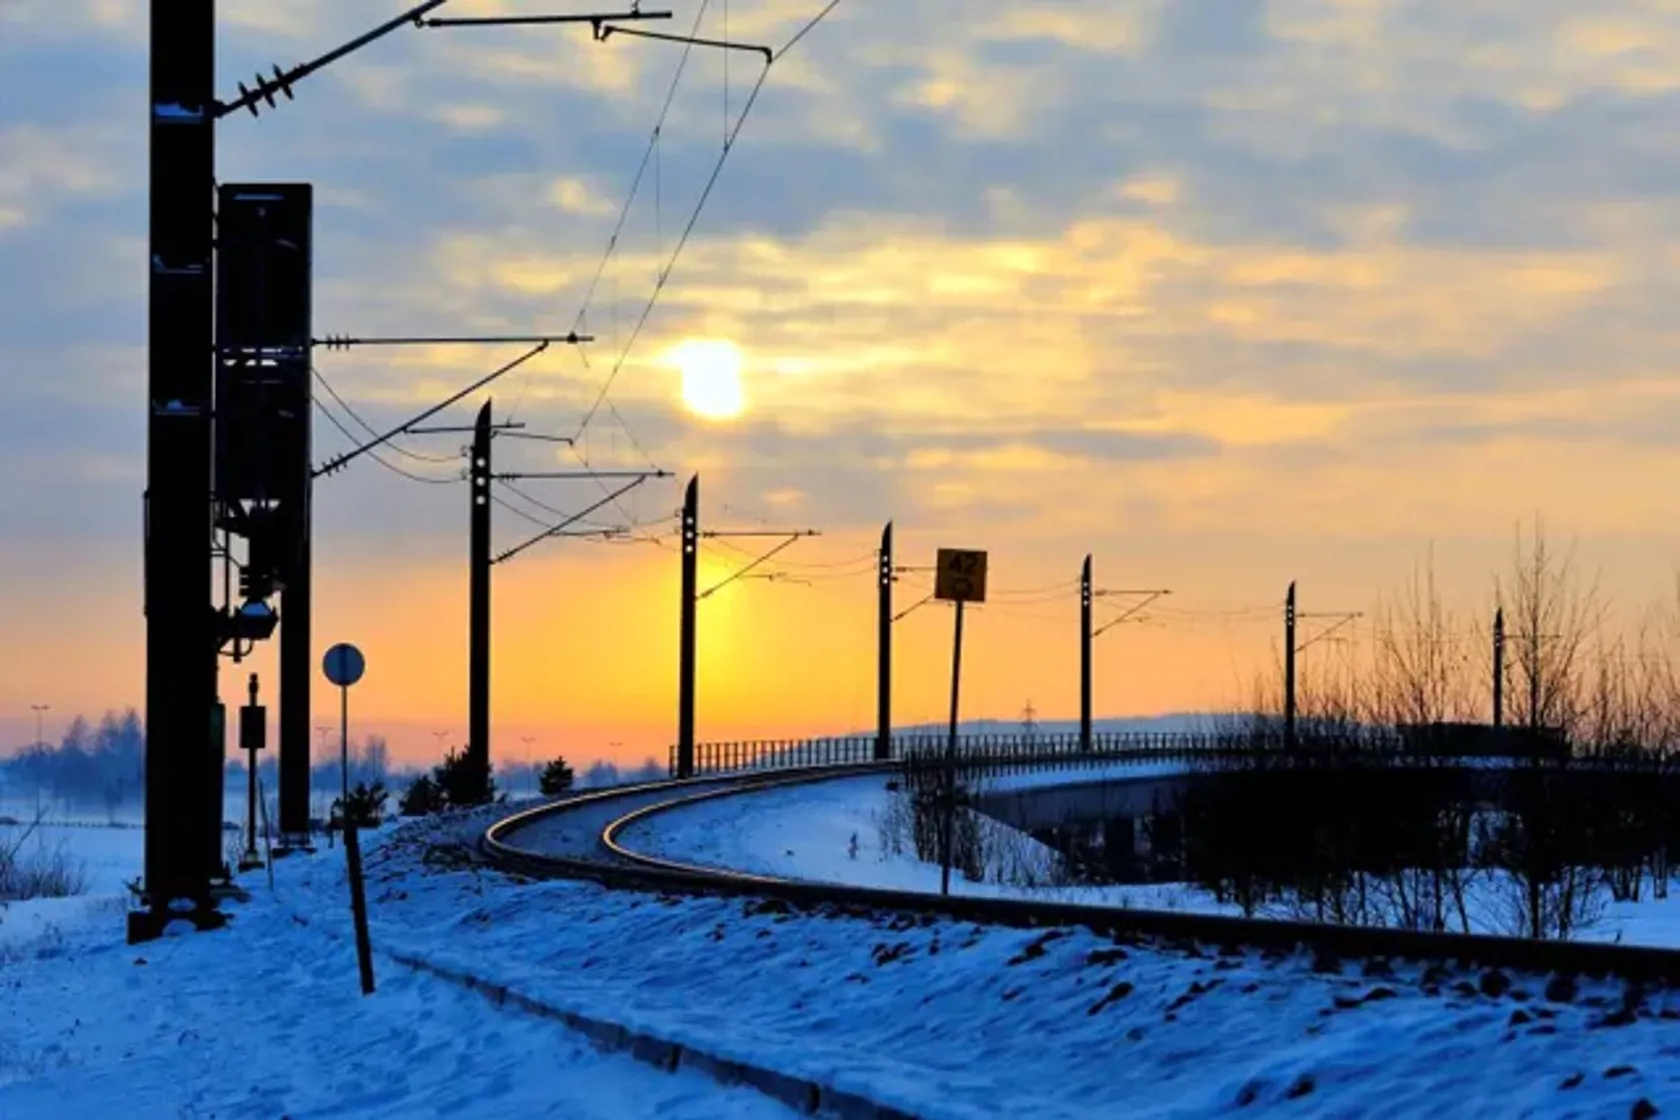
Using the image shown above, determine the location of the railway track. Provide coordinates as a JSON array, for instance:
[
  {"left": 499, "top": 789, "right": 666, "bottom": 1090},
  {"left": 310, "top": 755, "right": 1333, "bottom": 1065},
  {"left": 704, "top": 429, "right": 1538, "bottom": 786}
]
[{"left": 482, "top": 763, "right": 1680, "bottom": 986}]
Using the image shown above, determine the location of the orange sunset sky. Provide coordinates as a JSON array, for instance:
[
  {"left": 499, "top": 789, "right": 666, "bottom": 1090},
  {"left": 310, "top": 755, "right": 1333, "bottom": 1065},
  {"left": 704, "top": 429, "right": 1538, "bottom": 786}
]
[{"left": 7, "top": 1, "right": 1680, "bottom": 768}]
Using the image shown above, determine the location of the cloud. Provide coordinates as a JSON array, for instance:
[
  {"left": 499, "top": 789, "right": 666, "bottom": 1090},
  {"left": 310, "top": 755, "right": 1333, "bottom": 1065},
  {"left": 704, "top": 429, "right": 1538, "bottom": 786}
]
[
  {"left": 16, "top": 0, "right": 1680, "bottom": 725},
  {"left": 0, "top": 124, "right": 129, "bottom": 231}
]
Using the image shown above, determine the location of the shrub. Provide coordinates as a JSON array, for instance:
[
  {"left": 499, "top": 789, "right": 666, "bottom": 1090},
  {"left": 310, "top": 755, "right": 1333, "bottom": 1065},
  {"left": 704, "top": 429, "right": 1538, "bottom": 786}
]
[
  {"left": 399, "top": 774, "right": 444, "bottom": 817},
  {"left": 538, "top": 757, "right": 575, "bottom": 796},
  {"left": 0, "top": 821, "right": 88, "bottom": 902},
  {"left": 432, "top": 747, "right": 496, "bottom": 809},
  {"left": 336, "top": 781, "right": 389, "bottom": 828}
]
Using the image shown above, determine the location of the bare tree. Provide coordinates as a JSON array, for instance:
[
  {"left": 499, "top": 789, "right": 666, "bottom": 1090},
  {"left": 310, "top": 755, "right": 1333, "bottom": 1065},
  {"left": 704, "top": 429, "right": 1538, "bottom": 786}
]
[
  {"left": 1370, "top": 546, "right": 1479, "bottom": 728},
  {"left": 1487, "top": 518, "right": 1610, "bottom": 937},
  {"left": 1502, "top": 517, "right": 1603, "bottom": 743}
]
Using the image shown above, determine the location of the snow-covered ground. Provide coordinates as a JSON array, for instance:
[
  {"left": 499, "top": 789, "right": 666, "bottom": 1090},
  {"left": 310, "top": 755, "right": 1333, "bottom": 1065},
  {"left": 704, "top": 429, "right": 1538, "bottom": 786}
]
[
  {"left": 0, "top": 829, "right": 795, "bottom": 1118},
  {"left": 137, "top": 817, "right": 1680, "bottom": 1114},
  {"left": 2, "top": 822, "right": 144, "bottom": 895},
  {"left": 618, "top": 771, "right": 1216, "bottom": 910},
  {"left": 616, "top": 772, "right": 1680, "bottom": 947},
  {"left": 982, "top": 759, "right": 1194, "bottom": 793},
  {"left": 8, "top": 799, "right": 1680, "bottom": 1117}
]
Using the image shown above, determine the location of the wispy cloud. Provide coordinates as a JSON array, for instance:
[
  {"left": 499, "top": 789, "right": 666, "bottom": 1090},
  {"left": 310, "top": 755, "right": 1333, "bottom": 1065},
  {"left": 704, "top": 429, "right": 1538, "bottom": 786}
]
[{"left": 10, "top": 0, "right": 1680, "bottom": 732}]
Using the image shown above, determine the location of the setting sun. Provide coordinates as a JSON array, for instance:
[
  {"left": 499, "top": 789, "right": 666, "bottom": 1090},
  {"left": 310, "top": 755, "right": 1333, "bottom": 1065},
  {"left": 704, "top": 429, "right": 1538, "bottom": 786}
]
[{"left": 671, "top": 338, "right": 746, "bottom": 420}]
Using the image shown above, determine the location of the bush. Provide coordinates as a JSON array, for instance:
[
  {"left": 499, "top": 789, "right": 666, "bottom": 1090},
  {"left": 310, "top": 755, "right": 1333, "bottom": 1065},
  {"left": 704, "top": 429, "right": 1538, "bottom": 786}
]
[
  {"left": 399, "top": 774, "right": 444, "bottom": 817},
  {"left": 0, "top": 822, "right": 88, "bottom": 902},
  {"left": 398, "top": 749, "right": 498, "bottom": 816},
  {"left": 538, "top": 757, "right": 575, "bottom": 796},
  {"left": 336, "top": 781, "right": 389, "bottom": 828},
  {"left": 432, "top": 746, "right": 496, "bottom": 809}
]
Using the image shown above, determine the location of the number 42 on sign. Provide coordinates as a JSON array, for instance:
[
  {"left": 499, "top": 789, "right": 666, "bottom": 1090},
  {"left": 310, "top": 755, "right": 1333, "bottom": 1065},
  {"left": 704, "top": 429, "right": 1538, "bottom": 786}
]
[{"left": 935, "top": 548, "right": 988, "bottom": 603}]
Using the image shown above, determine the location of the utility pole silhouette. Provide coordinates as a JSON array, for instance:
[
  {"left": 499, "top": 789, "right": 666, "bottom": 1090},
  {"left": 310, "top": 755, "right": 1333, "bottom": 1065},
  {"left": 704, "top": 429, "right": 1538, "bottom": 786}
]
[
  {"left": 674, "top": 475, "right": 819, "bottom": 777},
  {"left": 1493, "top": 607, "right": 1505, "bottom": 731},
  {"left": 1285, "top": 581, "right": 1297, "bottom": 749},
  {"left": 678, "top": 478, "right": 700, "bottom": 779},
  {"left": 1285, "top": 582, "right": 1362, "bottom": 749},
  {"left": 1080, "top": 556, "right": 1092, "bottom": 752},
  {"left": 469, "top": 401, "right": 492, "bottom": 795},
  {"left": 278, "top": 493, "right": 312, "bottom": 847},
  {"left": 143, "top": 0, "right": 219, "bottom": 940},
  {"left": 136, "top": 0, "right": 778, "bottom": 942},
  {"left": 877, "top": 521, "right": 893, "bottom": 761},
  {"left": 1084, "top": 564, "right": 1170, "bottom": 751},
  {"left": 490, "top": 483, "right": 655, "bottom": 798},
  {"left": 369, "top": 393, "right": 647, "bottom": 803},
  {"left": 461, "top": 399, "right": 655, "bottom": 799}
]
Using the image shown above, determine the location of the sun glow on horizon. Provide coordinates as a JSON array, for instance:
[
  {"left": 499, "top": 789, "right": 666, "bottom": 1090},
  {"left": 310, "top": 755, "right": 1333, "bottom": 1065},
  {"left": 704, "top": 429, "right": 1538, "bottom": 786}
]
[{"left": 672, "top": 338, "right": 746, "bottom": 420}]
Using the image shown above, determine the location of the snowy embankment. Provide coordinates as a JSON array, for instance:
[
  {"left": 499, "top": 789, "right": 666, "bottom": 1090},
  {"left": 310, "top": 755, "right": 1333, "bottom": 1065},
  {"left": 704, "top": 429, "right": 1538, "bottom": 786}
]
[
  {"left": 616, "top": 771, "right": 1680, "bottom": 947},
  {"left": 7, "top": 809, "right": 1680, "bottom": 1118},
  {"left": 617, "top": 771, "right": 1244, "bottom": 912},
  {"left": 0, "top": 822, "right": 791, "bottom": 1119}
]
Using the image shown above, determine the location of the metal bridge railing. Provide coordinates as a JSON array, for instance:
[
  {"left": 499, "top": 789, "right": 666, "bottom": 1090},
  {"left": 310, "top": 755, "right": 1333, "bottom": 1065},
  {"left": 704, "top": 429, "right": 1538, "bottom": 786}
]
[{"left": 671, "top": 730, "right": 1261, "bottom": 778}]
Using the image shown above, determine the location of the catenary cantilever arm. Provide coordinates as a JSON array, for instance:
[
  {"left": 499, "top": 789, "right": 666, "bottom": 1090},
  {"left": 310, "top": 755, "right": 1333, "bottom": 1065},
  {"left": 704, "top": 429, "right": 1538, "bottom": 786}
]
[
  {"left": 216, "top": 0, "right": 453, "bottom": 118},
  {"left": 313, "top": 344, "right": 548, "bottom": 478}
]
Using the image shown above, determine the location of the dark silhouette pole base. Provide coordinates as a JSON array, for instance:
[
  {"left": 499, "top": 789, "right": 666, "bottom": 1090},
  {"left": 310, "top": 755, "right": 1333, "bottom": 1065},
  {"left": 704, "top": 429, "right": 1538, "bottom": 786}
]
[{"left": 127, "top": 901, "right": 229, "bottom": 945}]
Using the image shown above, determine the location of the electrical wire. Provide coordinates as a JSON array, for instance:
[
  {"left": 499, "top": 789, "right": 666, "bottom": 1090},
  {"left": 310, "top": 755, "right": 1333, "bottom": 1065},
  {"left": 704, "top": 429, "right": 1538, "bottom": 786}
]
[
  {"left": 311, "top": 366, "right": 462, "bottom": 464},
  {"left": 496, "top": 478, "right": 625, "bottom": 531},
  {"left": 570, "top": 3, "right": 844, "bottom": 445},
  {"left": 489, "top": 492, "right": 635, "bottom": 548},
  {"left": 513, "top": 2, "right": 846, "bottom": 475},
  {"left": 570, "top": 61, "right": 770, "bottom": 444},
  {"left": 771, "top": 550, "right": 878, "bottom": 570},
  {"left": 988, "top": 575, "right": 1082, "bottom": 599},
  {"left": 706, "top": 533, "right": 869, "bottom": 575},
  {"left": 491, "top": 492, "right": 556, "bottom": 529},
  {"left": 777, "top": 0, "right": 844, "bottom": 62},
  {"left": 573, "top": 345, "right": 662, "bottom": 471},
  {"left": 569, "top": 441, "right": 673, "bottom": 530},
  {"left": 311, "top": 396, "right": 461, "bottom": 485},
  {"left": 507, "top": 0, "right": 715, "bottom": 428}
]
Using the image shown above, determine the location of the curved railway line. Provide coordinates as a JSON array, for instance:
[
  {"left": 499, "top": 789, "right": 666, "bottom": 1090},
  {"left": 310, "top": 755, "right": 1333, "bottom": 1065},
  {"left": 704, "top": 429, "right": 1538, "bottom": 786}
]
[{"left": 482, "top": 761, "right": 1680, "bottom": 986}]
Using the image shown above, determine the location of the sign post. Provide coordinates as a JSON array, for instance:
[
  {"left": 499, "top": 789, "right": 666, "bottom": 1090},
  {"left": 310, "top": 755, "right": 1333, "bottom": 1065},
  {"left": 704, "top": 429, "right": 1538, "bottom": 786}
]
[
  {"left": 323, "top": 643, "right": 365, "bottom": 819},
  {"left": 322, "top": 642, "right": 374, "bottom": 996},
  {"left": 934, "top": 548, "right": 988, "bottom": 896},
  {"left": 238, "top": 673, "right": 267, "bottom": 873}
]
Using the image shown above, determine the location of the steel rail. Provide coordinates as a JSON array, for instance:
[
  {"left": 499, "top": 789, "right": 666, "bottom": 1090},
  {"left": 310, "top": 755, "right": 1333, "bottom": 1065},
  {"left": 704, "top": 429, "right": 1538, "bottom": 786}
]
[{"left": 483, "top": 763, "right": 1680, "bottom": 986}]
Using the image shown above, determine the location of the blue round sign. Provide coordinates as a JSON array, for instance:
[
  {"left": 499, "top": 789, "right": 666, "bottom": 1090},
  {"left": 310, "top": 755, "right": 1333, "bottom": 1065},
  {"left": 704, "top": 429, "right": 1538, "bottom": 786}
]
[{"left": 322, "top": 643, "right": 366, "bottom": 688}]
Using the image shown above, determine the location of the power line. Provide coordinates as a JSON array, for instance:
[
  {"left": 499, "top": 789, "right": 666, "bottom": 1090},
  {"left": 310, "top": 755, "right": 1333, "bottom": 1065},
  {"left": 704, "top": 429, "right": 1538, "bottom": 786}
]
[
  {"left": 506, "top": 0, "right": 715, "bottom": 426},
  {"left": 566, "top": 441, "right": 676, "bottom": 542},
  {"left": 989, "top": 576, "right": 1082, "bottom": 600},
  {"left": 777, "top": 0, "right": 844, "bottom": 62},
  {"left": 571, "top": 65, "right": 770, "bottom": 442},
  {"left": 311, "top": 366, "right": 462, "bottom": 465},
  {"left": 495, "top": 478, "right": 642, "bottom": 533},
  {"left": 570, "top": 4, "right": 838, "bottom": 445},
  {"left": 571, "top": 345, "right": 662, "bottom": 470},
  {"left": 493, "top": 477, "right": 653, "bottom": 565},
  {"left": 314, "top": 343, "right": 550, "bottom": 478},
  {"left": 513, "top": 3, "right": 845, "bottom": 477},
  {"left": 311, "top": 396, "right": 460, "bottom": 486}
]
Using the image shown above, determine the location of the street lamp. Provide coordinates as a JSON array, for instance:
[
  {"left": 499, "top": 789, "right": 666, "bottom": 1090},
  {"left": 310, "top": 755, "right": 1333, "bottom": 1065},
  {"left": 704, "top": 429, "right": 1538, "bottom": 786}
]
[{"left": 28, "top": 704, "right": 50, "bottom": 816}]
